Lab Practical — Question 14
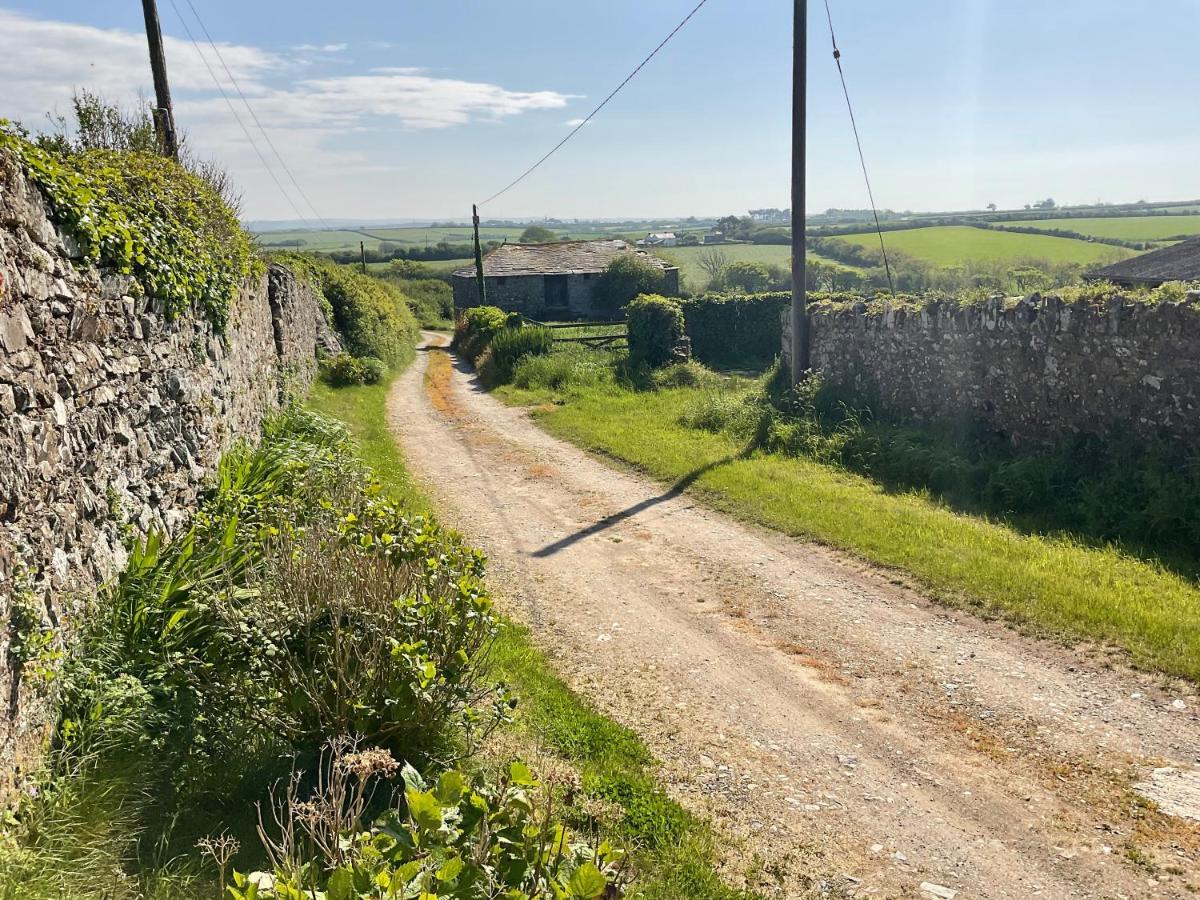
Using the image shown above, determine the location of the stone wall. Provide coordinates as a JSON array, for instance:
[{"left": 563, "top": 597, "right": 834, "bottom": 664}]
[
  {"left": 0, "top": 155, "right": 327, "bottom": 793},
  {"left": 782, "top": 294, "right": 1200, "bottom": 445},
  {"left": 453, "top": 268, "right": 681, "bottom": 320}
]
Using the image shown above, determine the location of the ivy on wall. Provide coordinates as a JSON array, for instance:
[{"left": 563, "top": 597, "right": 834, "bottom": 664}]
[{"left": 0, "top": 124, "right": 257, "bottom": 329}]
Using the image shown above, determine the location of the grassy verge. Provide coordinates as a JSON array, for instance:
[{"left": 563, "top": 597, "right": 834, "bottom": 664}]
[
  {"left": 493, "top": 380, "right": 1200, "bottom": 683},
  {"left": 308, "top": 372, "right": 758, "bottom": 899}
]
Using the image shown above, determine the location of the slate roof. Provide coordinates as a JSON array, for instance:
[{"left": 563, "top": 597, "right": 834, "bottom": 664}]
[
  {"left": 452, "top": 240, "right": 676, "bottom": 278},
  {"left": 1088, "top": 237, "right": 1200, "bottom": 286}
]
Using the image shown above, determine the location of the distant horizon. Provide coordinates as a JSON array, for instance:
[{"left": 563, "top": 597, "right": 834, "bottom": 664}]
[{"left": 245, "top": 194, "right": 1200, "bottom": 233}]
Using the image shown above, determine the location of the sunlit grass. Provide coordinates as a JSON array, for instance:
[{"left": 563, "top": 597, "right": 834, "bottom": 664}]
[{"left": 511, "top": 383, "right": 1200, "bottom": 682}]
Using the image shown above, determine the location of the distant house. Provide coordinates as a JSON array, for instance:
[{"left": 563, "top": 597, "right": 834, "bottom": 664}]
[
  {"left": 452, "top": 240, "right": 679, "bottom": 319},
  {"left": 636, "top": 232, "right": 677, "bottom": 248},
  {"left": 701, "top": 230, "right": 725, "bottom": 245},
  {"left": 1088, "top": 238, "right": 1200, "bottom": 287}
]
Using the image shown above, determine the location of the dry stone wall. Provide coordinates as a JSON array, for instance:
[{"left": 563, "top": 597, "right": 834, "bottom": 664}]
[
  {"left": 782, "top": 294, "right": 1200, "bottom": 445},
  {"left": 0, "top": 156, "right": 328, "bottom": 792}
]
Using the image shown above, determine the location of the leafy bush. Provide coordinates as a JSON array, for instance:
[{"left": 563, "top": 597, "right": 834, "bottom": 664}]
[
  {"left": 452, "top": 306, "right": 509, "bottom": 363},
  {"left": 0, "top": 124, "right": 256, "bottom": 328},
  {"left": 679, "top": 292, "right": 789, "bottom": 368},
  {"left": 58, "top": 407, "right": 508, "bottom": 798},
  {"left": 593, "top": 254, "right": 671, "bottom": 311},
  {"left": 320, "top": 266, "right": 419, "bottom": 367},
  {"left": 650, "top": 360, "right": 719, "bottom": 390},
  {"left": 512, "top": 346, "right": 617, "bottom": 392},
  {"left": 626, "top": 294, "right": 684, "bottom": 369},
  {"left": 322, "top": 353, "right": 387, "bottom": 387},
  {"left": 720, "top": 261, "right": 772, "bottom": 292},
  {"left": 239, "top": 741, "right": 621, "bottom": 900},
  {"left": 482, "top": 326, "right": 554, "bottom": 385}
]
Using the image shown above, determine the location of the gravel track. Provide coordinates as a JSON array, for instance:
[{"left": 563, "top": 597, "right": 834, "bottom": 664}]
[{"left": 388, "top": 333, "right": 1200, "bottom": 898}]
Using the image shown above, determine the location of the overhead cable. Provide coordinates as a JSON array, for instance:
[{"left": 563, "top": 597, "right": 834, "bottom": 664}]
[
  {"left": 182, "top": 0, "right": 331, "bottom": 228},
  {"left": 823, "top": 0, "right": 894, "bottom": 294},
  {"left": 479, "top": 0, "right": 711, "bottom": 207},
  {"left": 165, "top": 0, "right": 310, "bottom": 224}
]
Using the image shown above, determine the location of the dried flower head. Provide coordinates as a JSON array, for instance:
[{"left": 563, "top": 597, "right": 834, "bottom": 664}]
[{"left": 338, "top": 747, "right": 400, "bottom": 780}]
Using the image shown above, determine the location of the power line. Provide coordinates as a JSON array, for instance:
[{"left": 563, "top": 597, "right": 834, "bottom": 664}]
[
  {"left": 822, "top": 0, "right": 894, "bottom": 295},
  {"left": 180, "top": 0, "right": 331, "bottom": 229},
  {"left": 479, "top": 0, "right": 711, "bottom": 207},
  {"left": 164, "top": 0, "right": 310, "bottom": 224}
]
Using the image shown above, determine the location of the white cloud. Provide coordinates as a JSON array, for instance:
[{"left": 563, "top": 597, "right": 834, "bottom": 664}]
[
  {"left": 0, "top": 9, "right": 573, "bottom": 216},
  {"left": 565, "top": 117, "right": 589, "bottom": 127},
  {"left": 293, "top": 43, "right": 347, "bottom": 53}
]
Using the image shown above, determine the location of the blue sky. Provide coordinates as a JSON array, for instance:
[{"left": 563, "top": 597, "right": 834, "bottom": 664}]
[{"left": 3, "top": 1, "right": 1198, "bottom": 222}]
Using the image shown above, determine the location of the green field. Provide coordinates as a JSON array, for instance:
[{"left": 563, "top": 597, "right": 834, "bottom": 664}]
[
  {"left": 1006, "top": 215, "right": 1200, "bottom": 242},
  {"left": 253, "top": 222, "right": 706, "bottom": 255},
  {"left": 831, "top": 225, "right": 1137, "bottom": 266},
  {"left": 650, "top": 243, "right": 855, "bottom": 289},
  {"left": 367, "top": 257, "right": 472, "bottom": 274}
]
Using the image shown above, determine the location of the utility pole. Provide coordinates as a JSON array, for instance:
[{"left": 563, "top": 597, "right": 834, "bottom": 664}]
[
  {"left": 472, "top": 204, "right": 488, "bottom": 306},
  {"left": 360, "top": 241, "right": 368, "bottom": 274},
  {"left": 141, "top": 0, "right": 179, "bottom": 159},
  {"left": 790, "top": 0, "right": 810, "bottom": 382}
]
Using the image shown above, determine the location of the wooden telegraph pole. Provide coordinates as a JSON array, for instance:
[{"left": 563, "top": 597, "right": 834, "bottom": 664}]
[
  {"left": 791, "top": 0, "right": 810, "bottom": 382},
  {"left": 141, "top": 0, "right": 179, "bottom": 159},
  {"left": 472, "top": 204, "right": 488, "bottom": 306}
]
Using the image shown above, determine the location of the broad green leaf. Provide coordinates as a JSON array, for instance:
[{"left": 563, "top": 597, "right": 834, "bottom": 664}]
[
  {"left": 508, "top": 761, "right": 535, "bottom": 786},
  {"left": 434, "top": 769, "right": 466, "bottom": 805},
  {"left": 325, "top": 867, "right": 355, "bottom": 900},
  {"left": 406, "top": 788, "right": 444, "bottom": 832},
  {"left": 567, "top": 862, "right": 607, "bottom": 899},
  {"left": 436, "top": 855, "right": 464, "bottom": 882}
]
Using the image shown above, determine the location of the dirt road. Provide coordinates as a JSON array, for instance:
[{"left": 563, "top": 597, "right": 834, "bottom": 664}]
[{"left": 388, "top": 333, "right": 1200, "bottom": 898}]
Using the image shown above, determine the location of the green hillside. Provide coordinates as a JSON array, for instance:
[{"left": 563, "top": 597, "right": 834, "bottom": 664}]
[{"left": 831, "top": 225, "right": 1137, "bottom": 267}]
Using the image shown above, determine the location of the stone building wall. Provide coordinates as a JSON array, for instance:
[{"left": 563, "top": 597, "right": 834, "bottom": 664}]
[
  {"left": 782, "top": 294, "right": 1200, "bottom": 445},
  {"left": 453, "top": 268, "right": 680, "bottom": 320},
  {"left": 0, "top": 155, "right": 327, "bottom": 793}
]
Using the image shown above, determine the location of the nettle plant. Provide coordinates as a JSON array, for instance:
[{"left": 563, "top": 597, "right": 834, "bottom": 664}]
[{"left": 0, "top": 123, "right": 256, "bottom": 328}]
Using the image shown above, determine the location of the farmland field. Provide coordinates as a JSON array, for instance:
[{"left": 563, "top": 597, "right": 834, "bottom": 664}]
[
  {"left": 1005, "top": 215, "right": 1200, "bottom": 242},
  {"left": 252, "top": 221, "right": 704, "bottom": 254},
  {"left": 650, "top": 243, "right": 856, "bottom": 288},
  {"left": 830, "top": 225, "right": 1137, "bottom": 266},
  {"left": 366, "top": 257, "right": 472, "bottom": 274}
]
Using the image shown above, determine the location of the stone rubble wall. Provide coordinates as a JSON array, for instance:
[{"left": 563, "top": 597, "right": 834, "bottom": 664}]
[
  {"left": 782, "top": 294, "right": 1200, "bottom": 445},
  {"left": 0, "top": 154, "right": 327, "bottom": 793}
]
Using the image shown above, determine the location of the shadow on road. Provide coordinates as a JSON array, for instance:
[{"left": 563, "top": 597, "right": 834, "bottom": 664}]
[{"left": 530, "top": 439, "right": 758, "bottom": 558}]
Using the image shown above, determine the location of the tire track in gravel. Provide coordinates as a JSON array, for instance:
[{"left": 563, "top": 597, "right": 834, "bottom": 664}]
[{"left": 387, "top": 332, "right": 1200, "bottom": 898}]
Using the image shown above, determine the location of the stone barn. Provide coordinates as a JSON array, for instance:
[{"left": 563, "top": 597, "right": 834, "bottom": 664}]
[{"left": 452, "top": 239, "right": 679, "bottom": 320}]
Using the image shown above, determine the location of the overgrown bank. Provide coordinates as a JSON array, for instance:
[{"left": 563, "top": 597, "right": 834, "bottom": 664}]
[{"left": 308, "top": 368, "right": 762, "bottom": 900}]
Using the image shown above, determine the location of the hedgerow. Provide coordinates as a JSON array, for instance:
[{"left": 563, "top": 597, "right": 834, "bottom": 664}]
[
  {"left": 680, "top": 292, "right": 789, "bottom": 367},
  {"left": 320, "top": 265, "right": 420, "bottom": 368},
  {"left": 0, "top": 123, "right": 257, "bottom": 328},
  {"left": 452, "top": 305, "right": 514, "bottom": 363},
  {"left": 626, "top": 294, "right": 684, "bottom": 369}
]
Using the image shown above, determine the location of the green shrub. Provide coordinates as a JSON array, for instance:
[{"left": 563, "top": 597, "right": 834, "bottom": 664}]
[
  {"left": 484, "top": 325, "right": 554, "bottom": 385},
  {"left": 0, "top": 124, "right": 256, "bottom": 328},
  {"left": 360, "top": 356, "right": 387, "bottom": 384},
  {"left": 321, "top": 353, "right": 387, "bottom": 386},
  {"left": 320, "top": 266, "right": 419, "bottom": 367},
  {"left": 453, "top": 305, "right": 509, "bottom": 362},
  {"left": 720, "top": 261, "right": 772, "bottom": 292},
  {"left": 627, "top": 294, "right": 684, "bottom": 369},
  {"left": 513, "top": 346, "right": 617, "bottom": 392},
  {"left": 679, "top": 292, "right": 789, "bottom": 368},
  {"left": 58, "top": 407, "right": 508, "bottom": 799},
  {"left": 384, "top": 275, "right": 455, "bottom": 327},
  {"left": 594, "top": 254, "right": 670, "bottom": 311},
  {"left": 651, "top": 360, "right": 718, "bottom": 390},
  {"left": 239, "top": 746, "right": 621, "bottom": 900}
]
